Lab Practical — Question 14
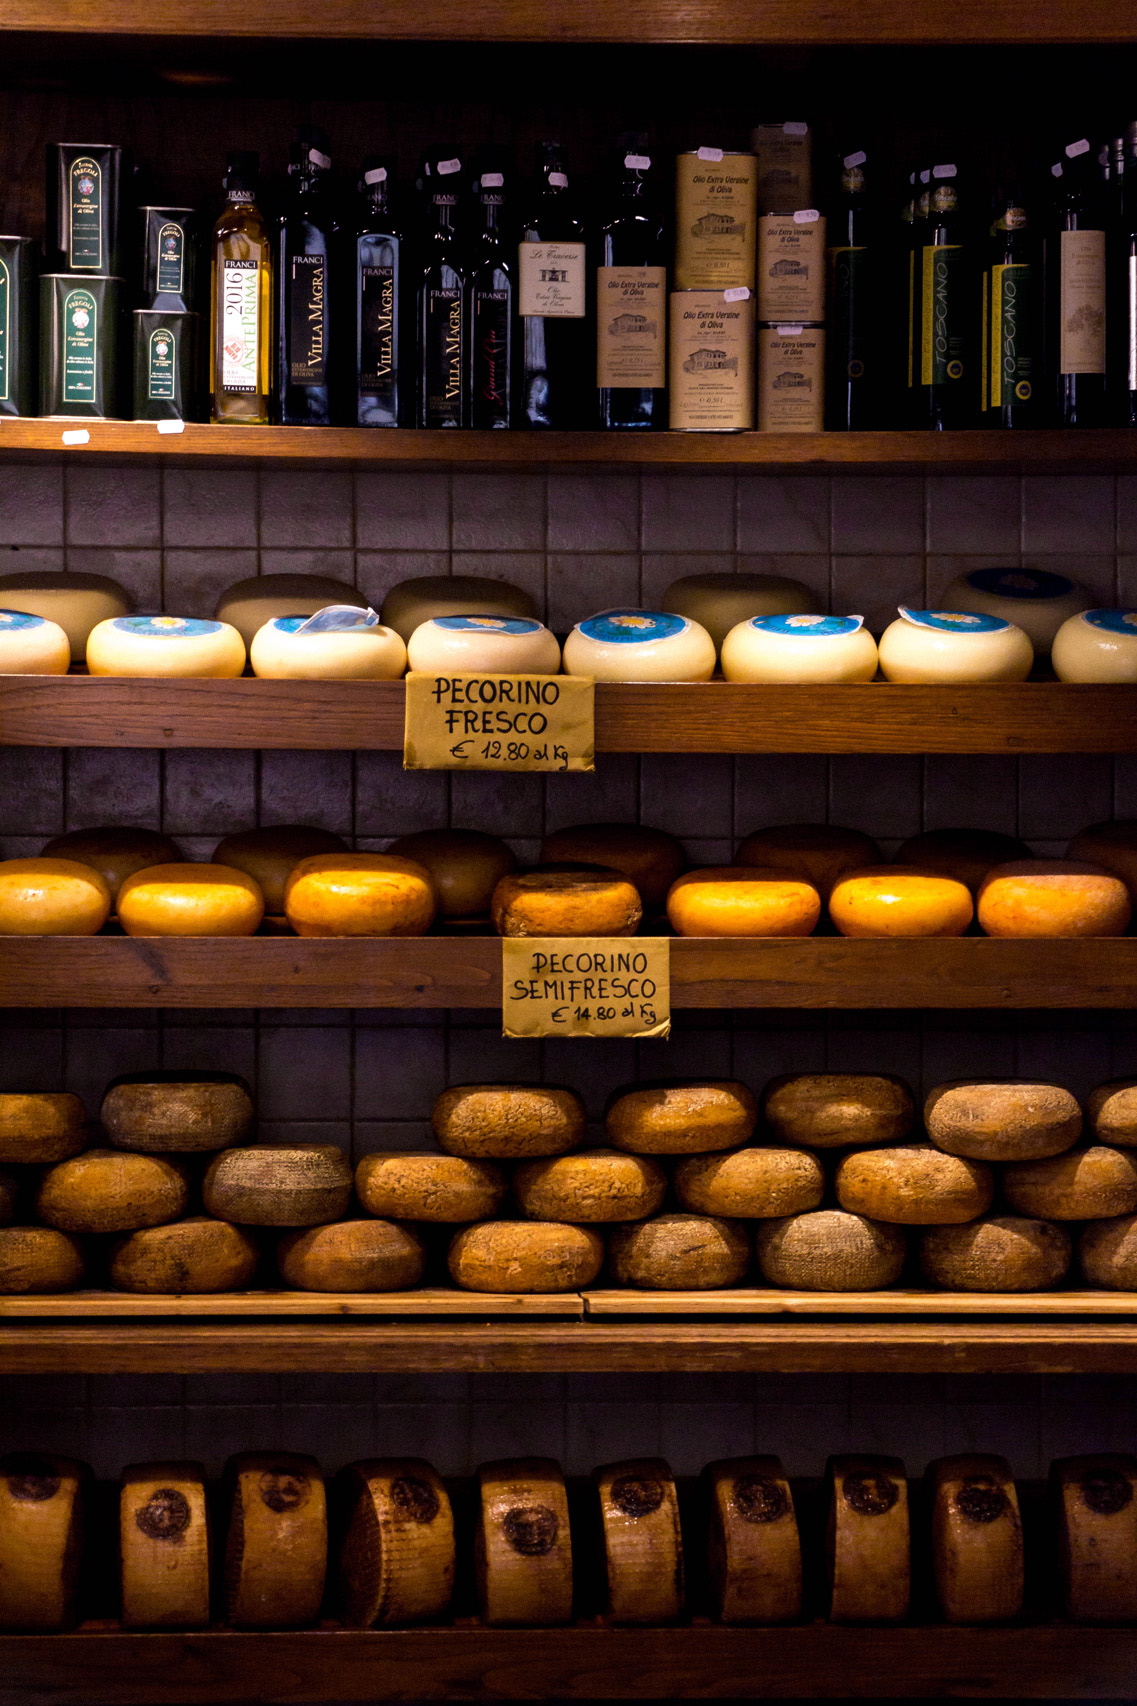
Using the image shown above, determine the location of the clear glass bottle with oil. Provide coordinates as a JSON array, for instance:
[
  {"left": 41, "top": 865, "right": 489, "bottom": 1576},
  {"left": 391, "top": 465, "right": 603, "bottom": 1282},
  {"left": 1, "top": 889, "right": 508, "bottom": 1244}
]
[{"left": 211, "top": 150, "right": 272, "bottom": 423}]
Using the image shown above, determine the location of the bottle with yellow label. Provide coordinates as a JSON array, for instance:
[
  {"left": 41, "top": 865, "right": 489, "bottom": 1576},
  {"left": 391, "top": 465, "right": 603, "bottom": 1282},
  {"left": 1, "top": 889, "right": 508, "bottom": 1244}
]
[
  {"left": 210, "top": 152, "right": 273, "bottom": 424},
  {"left": 597, "top": 138, "right": 667, "bottom": 429},
  {"left": 913, "top": 163, "right": 977, "bottom": 430},
  {"left": 981, "top": 190, "right": 1038, "bottom": 428}
]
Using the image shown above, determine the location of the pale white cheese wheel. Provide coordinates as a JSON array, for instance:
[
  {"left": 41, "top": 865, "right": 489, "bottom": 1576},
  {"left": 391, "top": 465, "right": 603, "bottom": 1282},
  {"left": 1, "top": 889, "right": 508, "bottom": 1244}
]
[
  {"left": 407, "top": 615, "right": 561, "bottom": 675},
  {"left": 217, "top": 574, "right": 367, "bottom": 648},
  {"left": 662, "top": 572, "right": 823, "bottom": 652},
  {"left": 87, "top": 616, "right": 246, "bottom": 678},
  {"left": 878, "top": 608, "right": 1033, "bottom": 683},
  {"left": 721, "top": 614, "right": 878, "bottom": 683},
  {"left": 250, "top": 614, "right": 407, "bottom": 680},
  {"left": 1052, "top": 610, "right": 1137, "bottom": 682},
  {"left": 0, "top": 570, "right": 132, "bottom": 662},
  {"left": 562, "top": 609, "right": 715, "bottom": 681},
  {"left": 0, "top": 611, "right": 71, "bottom": 675},
  {"left": 120, "top": 1462, "right": 210, "bottom": 1629},
  {"left": 939, "top": 566, "right": 1092, "bottom": 655}
]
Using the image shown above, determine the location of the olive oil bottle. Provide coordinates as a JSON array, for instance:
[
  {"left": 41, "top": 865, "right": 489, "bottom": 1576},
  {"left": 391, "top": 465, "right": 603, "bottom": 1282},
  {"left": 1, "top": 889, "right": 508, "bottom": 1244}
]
[
  {"left": 981, "top": 189, "right": 1038, "bottom": 426},
  {"left": 826, "top": 148, "right": 879, "bottom": 429},
  {"left": 210, "top": 151, "right": 272, "bottom": 424},
  {"left": 914, "top": 162, "right": 976, "bottom": 429}
]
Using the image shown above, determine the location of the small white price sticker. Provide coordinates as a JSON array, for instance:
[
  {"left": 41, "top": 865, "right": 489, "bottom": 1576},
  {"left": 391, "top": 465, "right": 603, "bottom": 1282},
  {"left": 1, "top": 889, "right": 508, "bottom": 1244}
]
[
  {"left": 403, "top": 672, "right": 594, "bottom": 772},
  {"left": 502, "top": 938, "right": 670, "bottom": 1039}
]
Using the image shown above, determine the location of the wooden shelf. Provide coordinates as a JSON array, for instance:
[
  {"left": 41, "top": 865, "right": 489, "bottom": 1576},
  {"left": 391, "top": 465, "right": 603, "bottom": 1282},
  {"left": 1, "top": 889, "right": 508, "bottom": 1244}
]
[{"left": 0, "top": 1289, "right": 583, "bottom": 1318}]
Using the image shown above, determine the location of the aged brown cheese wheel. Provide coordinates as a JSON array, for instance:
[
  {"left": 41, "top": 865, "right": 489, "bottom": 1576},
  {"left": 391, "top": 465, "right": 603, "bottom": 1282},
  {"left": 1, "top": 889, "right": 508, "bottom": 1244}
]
[
  {"left": 120, "top": 1461, "right": 210, "bottom": 1629},
  {"left": 109, "top": 1218, "right": 259, "bottom": 1294},
  {"left": 762, "top": 1073, "right": 915, "bottom": 1150},
  {"left": 920, "top": 1216, "right": 1071, "bottom": 1291},
  {"left": 893, "top": 828, "right": 1031, "bottom": 895},
  {"left": 539, "top": 823, "right": 686, "bottom": 912},
  {"left": 1054, "top": 1455, "right": 1137, "bottom": 1622},
  {"left": 674, "top": 1147, "right": 823, "bottom": 1219},
  {"left": 0, "top": 1171, "right": 17, "bottom": 1227},
  {"left": 513, "top": 1149, "right": 666, "bottom": 1223},
  {"left": 705, "top": 1456, "right": 801, "bottom": 1625},
  {"left": 835, "top": 1144, "right": 994, "bottom": 1225},
  {"left": 387, "top": 829, "right": 517, "bottom": 919},
  {"left": 755, "top": 1210, "right": 907, "bottom": 1291},
  {"left": 355, "top": 1151, "right": 507, "bottom": 1223},
  {"left": 827, "top": 1455, "right": 910, "bottom": 1623},
  {"left": 278, "top": 1220, "right": 426, "bottom": 1292},
  {"left": 203, "top": 1145, "right": 352, "bottom": 1226},
  {"left": 0, "top": 1452, "right": 88, "bottom": 1630},
  {"left": 35, "top": 1150, "right": 188, "bottom": 1234},
  {"left": 433, "top": 1084, "right": 585, "bottom": 1159},
  {"left": 924, "top": 1081, "right": 1082, "bottom": 1162},
  {"left": 0, "top": 1227, "right": 85, "bottom": 1294},
  {"left": 594, "top": 1458, "right": 683, "bottom": 1623},
  {"left": 338, "top": 1458, "right": 455, "bottom": 1626},
  {"left": 606, "top": 1080, "right": 757, "bottom": 1155},
  {"left": 491, "top": 869, "right": 642, "bottom": 937},
  {"left": 448, "top": 1221, "right": 604, "bottom": 1293},
  {"left": 101, "top": 1072, "right": 254, "bottom": 1154},
  {"left": 1003, "top": 1145, "right": 1137, "bottom": 1221},
  {"left": 734, "top": 823, "right": 882, "bottom": 899},
  {"left": 1088, "top": 1080, "right": 1137, "bottom": 1147},
  {"left": 224, "top": 1452, "right": 327, "bottom": 1628},
  {"left": 211, "top": 825, "right": 349, "bottom": 916},
  {"left": 0, "top": 1092, "right": 86, "bottom": 1165},
  {"left": 1080, "top": 1214, "right": 1137, "bottom": 1289},
  {"left": 928, "top": 1454, "right": 1023, "bottom": 1625},
  {"left": 608, "top": 1213, "right": 750, "bottom": 1290},
  {"left": 475, "top": 1457, "right": 573, "bottom": 1626},
  {"left": 40, "top": 826, "right": 183, "bottom": 902}
]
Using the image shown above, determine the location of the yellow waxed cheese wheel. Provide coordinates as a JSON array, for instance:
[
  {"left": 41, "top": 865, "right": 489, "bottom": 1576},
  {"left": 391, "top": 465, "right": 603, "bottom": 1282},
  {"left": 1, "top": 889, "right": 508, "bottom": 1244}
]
[
  {"left": 663, "top": 571, "right": 823, "bottom": 652},
  {"left": 41, "top": 827, "right": 184, "bottom": 903},
  {"left": 216, "top": 573, "right": 367, "bottom": 648},
  {"left": 666, "top": 866, "right": 821, "bottom": 937},
  {"left": 0, "top": 569, "right": 132, "bottom": 662},
  {"left": 674, "top": 1147, "right": 824, "bottom": 1219},
  {"left": 939, "top": 566, "right": 1092, "bottom": 654},
  {"left": 381, "top": 575, "right": 536, "bottom": 645},
  {"left": 562, "top": 609, "right": 716, "bottom": 682},
  {"left": 0, "top": 1172, "right": 16, "bottom": 1226},
  {"left": 448, "top": 1221, "right": 604, "bottom": 1293},
  {"left": 925, "top": 1081, "right": 1082, "bottom": 1161},
  {"left": 1067, "top": 822, "right": 1137, "bottom": 905},
  {"left": 355, "top": 1151, "right": 507, "bottom": 1222},
  {"left": 705, "top": 1456, "right": 801, "bottom": 1625},
  {"left": 0, "top": 1227, "right": 85, "bottom": 1293},
  {"left": 0, "top": 857, "right": 111, "bottom": 936},
  {"left": 721, "top": 613, "right": 879, "bottom": 683},
  {"left": 0, "top": 611, "right": 71, "bottom": 674},
  {"left": 877, "top": 607, "right": 1033, "bottom": 683},
  {"left": 337, "top": 1459, "right": 455, "bottom": 1627},
  {"left": 433, "top": 1085, "right": 585, "bottom": 1159},
  {"left": 491, "top": 869, "right": 642, "bottom": 937},
  {"left": 920, "top": 1216, "right": 1071, "bottom": 1291},
  {"left": 102, "top": 1073, "right": 254, "bottom": 1154},
  {"left": 829, "top": 865, "right": 973, "bottom": 938},
  {"left": 120, "top": 1462, "right": 210, "bottom": 1629},
  {"left": 1052, "top": 609, "right": 1137, "bottom": 682},
  {"left": 285, "top": 853, "right": 436, "bottom": 938},
  {"left": 608, "top": 1213, "right": 750, "bottom": 1289},
  {"left": 594, "top": 1459, "right": 683, "bottom": 1623},
  {"left": 386, "top": 829, "right": 516, "bottom": 919},
  {"left": 407, "top": 613, "right": 561, "bottom": 674},
  {"left": 278, "top": 1220, "right": 426, "bottom": 1292},
  {"left": 928, "top": 1454, "right": 1023, "bottom": 1625},
  {"left": 250, "top": 615, "right": 406, "bottom": 680},
  {"left": 1090, "top": 1079, "right": 1137, "bottom": 1145},
  {"left": 110, "top": 1218, "right": 259, "bottom": 1294},
  {"left": 224, "top": 1452, "right": 327, "bottom": 1629},
  {"left": 0, "top": 1453, "right": 89, "bottom": 1630},
  {"left": 513, "top": 1149, "right": 667, "bottom": 1223},
  {"left": 204, "top": 1145, "right": 353, "bottom": 1227},
  {"left": 212, "top": 826, "right": 349, "bottom": 916},
  {"left": 116, "top": 862, "right": 264, "bottom": 938},
  {"left": 607, "top": 1080, "right": 757, "bottom": 1155},
  {"left": 756, "top": 1210, "right": 907, "bottom": 1290},
  {"left": 475, "top": 1458, "right": 573, "bottom": 1627},
  {"left": 735, "top": 824, "right": 882, "bottom": 900},
  {"left": 893, "top": 828, "right": 1031, "bottom": 895},
  {"left": 827, "top": 1455, "right": 910, "bottom": 1623},
  {"left": 978, "top": 859, "right": 1131, "bottom": 938},
  {"left": 1080, "top": 1213, "right": 1137, "bottom": 1287},
  {"left": 0, "top": 1092, "right": 87, "bottom": 1164},
  {"left": 87, "top": 615, "right": 246, "bottom": 678},
  {"left": 1054, "top": 1455, "right": 1137, "bottom": 1621},
  {"left": 539, "top": 823, "right": 686, "bottom": 912},
  {"left": 835, "top": 1144, "right": 994, "bottom": 1225},
  {"left": 36, "top": 1150, "right": 188, "bottom": 1234},
  {"left": 762, "top": 1072, "right": 916, "bottom": 1149},
  {"left": 1004, "top": 1145, "right": 1137, "bottom": 1220}
]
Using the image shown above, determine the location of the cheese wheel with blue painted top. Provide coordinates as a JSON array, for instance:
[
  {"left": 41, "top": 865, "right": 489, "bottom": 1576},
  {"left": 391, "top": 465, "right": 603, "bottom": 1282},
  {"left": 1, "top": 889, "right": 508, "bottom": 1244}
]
[
  {"left": 939, "top": 566, "right": 1092, "bottom": 655},
  {"left": 721, "top": 614, "right": 878, "bottom": 683},
  {"left": 87, "top": 615, "right": 246, "bottom": 678},
  {"left": 562, "top": 609, "right": 715, "bottom": 681},
  {"left": 250, "top": 610, "right": 407, "bottom": 680},
  {"left": 407, "top": 615, "right": 560, "bottom": 675},
  {"left": 0, "top": 611, "right": 70, "bottom": 674},
  {"left": 1053, "top": 608, "right": 1137, "bottom": 682},
  {"left": 878, "top": 608, "right": 1033, "bottom": 683}
]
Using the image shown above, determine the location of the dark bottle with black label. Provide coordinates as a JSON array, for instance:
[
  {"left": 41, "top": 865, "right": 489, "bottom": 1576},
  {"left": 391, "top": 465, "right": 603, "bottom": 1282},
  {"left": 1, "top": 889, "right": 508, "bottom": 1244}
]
[
  {"left": 981, "top": 189, "right": 1038, "bottom": 427},
  {"left": 466, "top": 157, "right": 512, "bottom": 429},
  {"left": 826, "top": 148, "right": 878, "bottom": 429},
  {"left": 276, "top": 129, "right": 336, "bottom": 426},
  {"left": 914, "top": 162, "right": 975, "bottom": 429},
  {"left": 355, "top": 155, "right": 401, "bottom": 428},
  {"left": 596, "top": 137, "right": 667, "bottom": 430},
  {"left": 415, "top": 153, "right": 466, "bottom": 428},
  {"left": 517, "top": 142, "right": 588, "bottom": 428},
  {"left": 1047, "top": 138, "right": 1108, "bottom": 426},
  {"left": 1107, "top": 124, "right": 1137, "bottom": 425}
]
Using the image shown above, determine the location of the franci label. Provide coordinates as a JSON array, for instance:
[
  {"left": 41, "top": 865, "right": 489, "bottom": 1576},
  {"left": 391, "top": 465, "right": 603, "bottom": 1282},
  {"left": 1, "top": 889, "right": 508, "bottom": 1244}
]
[
  {"left": 502, "top": 938, "right": 671, "bottom": 1039},
  {"left": 222, "top": 258, "right": 259, "bottom": 391},
  {"left": 403, "top": 671, "right": 595, "bottom": 773}
]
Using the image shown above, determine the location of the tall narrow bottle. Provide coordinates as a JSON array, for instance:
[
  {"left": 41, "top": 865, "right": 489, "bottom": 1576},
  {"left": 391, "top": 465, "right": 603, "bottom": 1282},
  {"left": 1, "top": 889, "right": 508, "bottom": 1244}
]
[
  {"left": 981, "top": 189, "right": 1038, "bottom": 426},
  {"left": 356, "top": 155, "right": 401, "bottom": 427},
  {"left": 276, "top": 129, "right": 336, "bottom": 426},
  {"left": 416, "top": 153, "right": 465, "bottom": 429},
  {"left": 517, "top": 143, "right": 588, "bottom": 428},
  {"left": 1108, "top": 124, "right": 1137, "bottom": 425},
  {"left": 826, "top": 148, "right": 878, "bottom": 429},
  {"left": 596, "top": 139, "right": 667, "bottom": 429},
  {"left": 466, "top": 158, "right": 513, "bottom": 429},
  {"left": 210, "top": 151, "right": 272, "bottom": 424},
  {"left": 1048, "top": 138, "right": 1108, "bottom": 426},
  {"left": 904, "top": 168, "right": 928, "bottom": 424},
  {"left": 914, "top": 162, "right": 975, "bottom": 429}
]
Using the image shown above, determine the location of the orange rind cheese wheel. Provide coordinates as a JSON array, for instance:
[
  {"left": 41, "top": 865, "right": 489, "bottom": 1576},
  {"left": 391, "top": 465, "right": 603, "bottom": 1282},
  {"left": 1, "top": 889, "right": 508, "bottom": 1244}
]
[
  {"left": 117, "top": 863, "right": 264, "bottom": 937},
  {"left": 666, "top": 866, "right": 820, "bottom": 937},
  {"left": 0, "top": 857, "right": 110, "bottom": 936},
  {"left": 828, "top": 865, "right": 973, "bottom": 938},
  {"left": 978, "top": 859, "right": 1131, "bottom": 938},
  {"left": 285, "top": 853, "right": 436, "bottom": 938}
]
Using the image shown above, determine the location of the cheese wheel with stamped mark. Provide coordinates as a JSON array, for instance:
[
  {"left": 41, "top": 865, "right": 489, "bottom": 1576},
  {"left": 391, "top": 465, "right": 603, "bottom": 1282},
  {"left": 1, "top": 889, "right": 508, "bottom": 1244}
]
[
  {"left": 756, "top": 1210, "right": 907, "bottom": 1291},
  {"left": 448, "top": 1221, "right": 604, "bottom": 1293},
  {"left": 920, "top": 1216, "right": 1071, "bottom": 1291},
  {"left": 928, "top": 1454, "right": 1023, "bottom": 1624},
  {"left": 0, "top": 1171, "right": 17, "bottom": 1227},
  {"left": 0, "top": 1092, "right": 87, "bottom": 1165},
  {"left": 355, "top": 1151, "right": 507, "bottom": 1222},
  {"left": 762, "top": 1073, "right": 915, "bottom": 1150},
  {"left": 433, "top": 1085, "right": 585, "bottom": 1159},
  {"left": 110, "top": 1217, "right": 259, "bottom": 1294},
  {"left": 120, "top": 1461, "right": 210, "bottom": 1629},
  {"left": 0, "top": 1452, "right": 88, "bottom": 1629},
  {"left": 607, "top": 1080, "right": 757, "bottom": 1155},
  {"left": 925, "top": 1081, "right": 1082, "bottom": 1162},
  {"left": 1003, "top": 1145, "right": 1137, "bottom": 1220},
  {"left": 1054, "top": 1455, "right": 1137, "bottom": 1622},
  {"left": 705, "top": 1455, "right": 801, "bottom": 1625},
  {"left": 338, "top": 1459, "right": 454, "bottom": 1626},
  {"left": 1088, "top": 1079, "right": 1137, "bottom": 1147},
  {"left": 1080, "top": 1214, "right": 1137, "bottom": 1288},
  {"left": 102, "top": 1072, "right": 254, "bottom": 1154},
  {"left": 203, "top": 1145, "right": 352, "bottom": 1227},
  {"left": 0, "top": 1227, "right": 85, "bottom": 1293},
  {"left": 278, "top": 1220, "right": 426, "bottom": 1292},
  {"left": 595, "top": 1458, "right": 683, "bottom": 1623},
  {"left": 835, "top": 1144, "right": 994, "bottom": 1225},
  {"left": 87, "top": 616, "right": 246, "bottom": 679},
  {"left": 827, "top": 1455, "right": 910, "bottom": 1623},
  {"left": 36, "top": 1149, "right": 188, "bottom": 1234},
  {"left": 475, "top": 1458, "right": 573, "bottom": 1626},
  {"left": 674, "top": 1147, "right": 824, "bottom": 1219},
  {"left": 513, "top": 1149, "right": 666, "bottom": 1223},
  {"left": 224, "top": 1453, "right": 327, "bottom": 1628},
  {"left": 608, "top": 1213, "right": 750, "bottom": 1289}
]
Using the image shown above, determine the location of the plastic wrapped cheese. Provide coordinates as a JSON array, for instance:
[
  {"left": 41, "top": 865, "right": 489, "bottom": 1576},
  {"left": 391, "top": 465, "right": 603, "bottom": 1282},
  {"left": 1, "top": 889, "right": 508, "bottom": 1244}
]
[
  {"left": 877, "top": 608, "right": 1033, "bottom": 683},
  {"left": 250, "top": 607, "right": 407, "bottom": 680},
  {"left": 721, "top": 613, "right": 878, "bottom": 682},
  {"left": 0, "top": 611, "right": 71, "bottom": 674},
  {"left": 939, "top": 566, "right": 1092, "bottom": 655},
  {"left": 1052, "top": 609, "right": 1137, "bottom": 682},
  {"left": 0, "top": 569, "right": 132, "bottom": 663},
  {"left": 87, "top": 616, "right": 246, "bottom": 678},
  {"left": 407, "top": 614, "right": 560, "bottom": 675},
  {"left": 562, "top": 609, "right": 715, "bottom": 681}
]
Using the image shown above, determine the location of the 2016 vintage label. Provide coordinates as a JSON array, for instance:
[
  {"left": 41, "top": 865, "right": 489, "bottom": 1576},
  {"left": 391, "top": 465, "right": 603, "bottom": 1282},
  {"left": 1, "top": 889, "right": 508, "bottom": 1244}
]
[
  {"left": 502, "top": 938, "right": 671, "bottom": 1039},
  {"left": 403, "top": 672, "right": 594, "bottom": 773}
]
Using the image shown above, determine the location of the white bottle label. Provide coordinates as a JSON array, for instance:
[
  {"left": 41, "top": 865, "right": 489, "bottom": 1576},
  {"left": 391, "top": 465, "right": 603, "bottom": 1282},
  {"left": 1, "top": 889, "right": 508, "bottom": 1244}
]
[
  {"left": 519, "top": 241, "right": 586, "bottom": 317},
  {"left": 1060, "top": 228, "right": 1106, "bottom": 374},
  {"left": 221, "top": 258, "right": 260, "bottom": 392}
]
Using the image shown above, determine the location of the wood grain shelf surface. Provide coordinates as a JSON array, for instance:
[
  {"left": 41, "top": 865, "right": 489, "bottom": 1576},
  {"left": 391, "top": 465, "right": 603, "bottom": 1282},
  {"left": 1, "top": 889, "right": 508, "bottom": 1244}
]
[
  {"left": 0, "top": 1289, "right": 583, "bottom": 1318},
  {"left": 581, "top": 1288, "right": 1137, "bottom": 1316}
]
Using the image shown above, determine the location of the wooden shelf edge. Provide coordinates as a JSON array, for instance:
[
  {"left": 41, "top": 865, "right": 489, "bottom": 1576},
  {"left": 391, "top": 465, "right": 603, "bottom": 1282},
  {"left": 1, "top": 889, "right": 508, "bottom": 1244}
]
[{"left": 0, "top": 1289, "right": 583, "bottom": 1318}]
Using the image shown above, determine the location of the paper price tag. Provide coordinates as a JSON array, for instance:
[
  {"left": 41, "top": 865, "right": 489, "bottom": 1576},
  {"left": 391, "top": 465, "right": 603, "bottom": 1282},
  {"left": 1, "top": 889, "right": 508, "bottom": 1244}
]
[
  {"left": 403, "top": 672, "right": 594, "bottom": 772},
  {"left": 502, "top": 938, "right": 670, "bottom": 1040}
]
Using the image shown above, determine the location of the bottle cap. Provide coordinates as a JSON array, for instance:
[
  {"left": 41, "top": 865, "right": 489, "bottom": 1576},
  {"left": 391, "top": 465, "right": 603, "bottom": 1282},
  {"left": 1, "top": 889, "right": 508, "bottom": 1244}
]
[
  {"left": 843, "top": 150, "right": 867, "bottom": 169},
  {"left": 1066, "top": 138, "right": 1091, "bottom": 158}
]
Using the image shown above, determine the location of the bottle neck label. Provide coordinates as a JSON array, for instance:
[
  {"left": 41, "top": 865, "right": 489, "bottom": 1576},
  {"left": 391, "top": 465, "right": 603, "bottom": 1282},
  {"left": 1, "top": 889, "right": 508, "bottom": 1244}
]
[{"left": 518, "top": 241, "right": 586, "bottom": 317}]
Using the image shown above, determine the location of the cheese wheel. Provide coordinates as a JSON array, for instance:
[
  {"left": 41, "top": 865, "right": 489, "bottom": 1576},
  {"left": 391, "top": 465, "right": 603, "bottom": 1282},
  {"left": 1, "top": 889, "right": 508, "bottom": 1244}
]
[
  {"left": 0, "top": 1092, "right": 86, "bottom": 1164},
  {"left": 513, "top": 1149, "right": 667, "bottom": 1222},
  {"left": 0, "top": 1226, "right": 85, "bottom": 1293},
  {"left": 662, "top": 572, "right": 822, "bottom": 651},
  {"left": 562, "top": 609, "right": 716, "bottom": 682},
  {"left": 928, "top": 1454, "right": 1023, "bottom": 1624},
  {"left": 40, "top": 827, "right": 184, "bottom": 903},
  {"left": 110, "top": 1217, "right": 259, "bottom": 1294},
  {"left": 381, "top": 575, "right": 535, "bottom": 645},
  {"left": 87, "top": 615, "right": 246, "bottom": 678},
  {"left": 36, "top": 1150, "right": 188, "bottom": 1234},
  {"left": 539, "top": 823, "right": 685, "bottom": 912},
  {"left": 448, "top": 1221, "right": 604, "bottom": 1293},
  {"left": 756, "top": 1210, "right": 907, "bottom": 1290},
  {"left": 827, "top": 1455, "right": 910, "bottom": 1623},
  {"left": 939, "top": 566, "right": 1092, "bottom": 654},
  {"left": 491, "top": 869, "right": 642, "bottom": 937},
  {"left": 278, "top": 1219, "right": 426, "bottom": 1291},
  {"left": 433, "top": 1085, "right": 585, "bottom": 1159},
  {"left": 212, "top": 826, "right": 348, "bottom": 917},
  {"left": 1090, "top": 1079, "right": 1137, "bottom": 1146},
  {"left": 102, "top": 1072, "right": 253, "bottom": 1154},
  {"left": 1081, "top": 1213, "right": 1137, "bottom": 1287},
  {"left": 117, "top": 862, "right": 264, "bottom": 937},
  {"left": 829, "top": 864, "right": 973, "bottom": 937},
  {"left": 666, "top": 865, "right": 821, "bottom": 937},
  {"left": 735, "top": 824, "right": 882, "bottom": 899},
  {"left": 1053, "top": 1455, "right": 1137, "bottom": 1621},
  {"left": 705, "top": 1456, "right": 801, "bottom": 1625},
  {"left": 609, "top": 1213, "right": 750, "bottom": 1289},
  {"left": 338, "top": 1459, "right": 454, "bottom": 1627},
  {"left": 386, "top": 829, "right": 516, "bottom": 919},
  {"left": 594, "top": 1459, "right": 683, "bottom": 1623},
  {"left": 835, "top": 1144, "right": 994, "bottom": 1225},
  {"left": 0, "top": 1453, "right": 88, "bottom": 1629},
  {"left": 224, "top": 1452, "right": 327, "bottom": 1628},
  {"left": 408, "top": 614, "right": 561, "bottom": 674},
  {"left": 0, "top": 857, "right": 111, "bottom": 936},
  {"left": 285, "top": 852, "right": 436, "bottom": 938},
  {"left": 355, "top": 1151, "right": 507, "bottom": 1222},
  {"left": 607, "top": 1081, "right": 757, "bottom": 1155},
  {"left": 893, "top": 828, "right": 1032, "bottom": 895},
  {"left": 0, "top": 610, "right": 71, "bottom": 674},
  {"left": 0, "top": 1171, "right": 16, "bottom": 1227},
  {"left": 0, "top": 569, "right": 131, "bottom": 663},
  {"left": 920, "top": 1216, "right": 1071, "bottom": 1291},
  {"left": 925, "top": 1080, "right": 1082, "bottom": 1161},
  {"left": 878, "top": 607, "right": 1033, "bottom": 683},
  {"left": 762, "top": 1073, "right": 916, "bottom": 1149},
  {"left": 475, "top": 1458, "right": 573, "bottom": 1626},
  {"left": 978, "top": 858, "right": 1131, "bottom": 938},
  {"left": 120, "top": 1462, "right": 210, "bottom": 1629},
  {"left": 721, "top": 614, "right": 879, "bottom": 683},
  {"left": 673, "top": 1147, "right": 823, "bottom": 1218},
  {"left": 204, "top": 1145, "right": 352, "bottom": 1227},
  {"left": 1052, "top": 609, "right": 1137, "bottom": 682},
  {"left": 216, "top": 573, "right": 367, "bottom": 648},
  {"left": 1067, "top": 821, "right": 1137, "bottom": 905},
  {"left": 250, "top": 613, "right": 406, "bottom": 680},
  {"left": 1004, "top": 1145, "right": 1137, "bottom": 1220}
]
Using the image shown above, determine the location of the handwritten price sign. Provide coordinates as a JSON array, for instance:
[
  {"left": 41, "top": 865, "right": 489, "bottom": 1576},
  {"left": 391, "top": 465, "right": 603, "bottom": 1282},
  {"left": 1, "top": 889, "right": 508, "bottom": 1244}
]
[
  {"left": 502, "top": 938, "right": 671, "bottom": 1039},
  {"left": 403, "top": 672, "right": 594, "bottom": 772}
]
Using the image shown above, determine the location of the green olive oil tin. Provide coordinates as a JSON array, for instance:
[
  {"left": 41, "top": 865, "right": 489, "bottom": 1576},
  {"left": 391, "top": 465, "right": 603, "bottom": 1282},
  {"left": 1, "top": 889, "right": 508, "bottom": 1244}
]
[
  {"left": 132, "top": 309, "right": 198, "bottom": 420},
  {"left": 40, "top": 274, "right": 123, "bottom": 418},
  {"left": 0, "top": 236, "right": 38, "bottom": 416},
  {"left": 45, "top": 144, "right": 130, "bottom": 277},
  {"left": 139, "top": 206, "right": 197, "bottom": 311}
]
